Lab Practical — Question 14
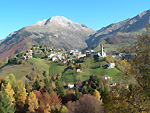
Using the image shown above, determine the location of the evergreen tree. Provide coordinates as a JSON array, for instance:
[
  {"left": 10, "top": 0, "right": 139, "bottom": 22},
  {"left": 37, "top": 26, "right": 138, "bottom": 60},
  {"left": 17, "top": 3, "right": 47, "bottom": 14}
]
[
  {"left": 32, "top": 79, "right": 41, "bottom": 91},
  {"left": 82, "top": 86, "right": 89, "bottom": 94},
  {"left": 88, "top": 85, "right": 95, "bottom": 95},
  {"left": 32, "top": 47, "right": 36, "bottom": 58},
  {"left": 55, "top": 81, "right": 65, "bottom": 98},
  {"left": 0, "top": 91, "right": 15, "bottom": 113},
  {"left": 79, "top": 64, "right": 81, "bottom": 69},
  {"left": 75, "top": 88, "right": 80, "bottom": 100},
  {"left": 25, "top": 80, "right": 30, "bottom": 94},
  {"left": 44, "top": 79, "right": 52, "bottom": 94}
]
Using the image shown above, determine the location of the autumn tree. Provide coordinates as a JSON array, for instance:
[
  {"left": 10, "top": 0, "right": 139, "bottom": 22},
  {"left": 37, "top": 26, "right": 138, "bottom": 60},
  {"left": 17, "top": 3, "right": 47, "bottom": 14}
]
[
  {"left": 104, "top": 25, "right": 150, "bottom": 112},
  {"left": 4, "top": 74, "right": 16, "bottom": 89},
  {"left": 0, "top": 59, "right": 4, "bottom": 67},
  {"left": 62, "top": 92, "right": 76, "bottom": 104},
  {"left": 67, "top": 94, "right": 104, "bottom": 113},
  {"left": 60, "top": 105, "right": 69, "bottom": 113},
  {"left": 5, "top": 57, "right": 8, "bottom": 63},
  {"left": 0, "top": 91, "right": 15, "bottom": 113},
  {"left": 28, "top": 91, "right": 39, "bottom": 112},
  {"left": 93, "top": 89, "right": 101, "bottom": 101},
  {"left": 1, "top": 82, "right": 15, "bottom": 105},
  {"left": 14, "top": 80, "right": 28, "bottom": 109},
  {"left": 44, "top": 104, "right": 51, "bottom": 113},
  {"left": 34, "top": 91, "right": 61, "bottom": 112}
]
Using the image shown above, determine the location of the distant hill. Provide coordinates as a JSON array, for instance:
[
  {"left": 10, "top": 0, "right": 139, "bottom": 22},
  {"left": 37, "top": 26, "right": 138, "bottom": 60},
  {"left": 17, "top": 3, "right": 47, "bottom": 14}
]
[
  {"left": 85, "top": 9, "right": 150, "bottom": 52},
  {"left": 0, "top": 16, "right": 95, "bottom": 60}
]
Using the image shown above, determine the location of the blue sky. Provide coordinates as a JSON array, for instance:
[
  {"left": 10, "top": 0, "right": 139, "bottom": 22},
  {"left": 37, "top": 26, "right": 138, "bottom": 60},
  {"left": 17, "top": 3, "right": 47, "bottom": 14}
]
[{"left": 0, "top": 0, "right": 150, "bottom": 40}]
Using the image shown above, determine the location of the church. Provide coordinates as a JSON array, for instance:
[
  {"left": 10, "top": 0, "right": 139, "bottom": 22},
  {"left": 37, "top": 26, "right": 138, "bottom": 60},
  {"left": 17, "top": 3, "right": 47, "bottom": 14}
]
[{"left": 88, "top": 44, "right": 107, "bottom": 57}]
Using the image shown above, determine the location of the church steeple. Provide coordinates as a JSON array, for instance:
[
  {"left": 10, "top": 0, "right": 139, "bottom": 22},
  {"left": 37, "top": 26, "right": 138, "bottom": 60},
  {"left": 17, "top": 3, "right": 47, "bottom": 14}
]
[{"left": 101, "top": 44, "right": 103, "bottom": 56}]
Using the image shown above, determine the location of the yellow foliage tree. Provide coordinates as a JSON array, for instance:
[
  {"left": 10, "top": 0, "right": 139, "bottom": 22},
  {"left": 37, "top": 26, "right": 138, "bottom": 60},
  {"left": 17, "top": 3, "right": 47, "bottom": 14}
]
[
  {"left": 52, "top": 81, "right": 56, "bottom": 89},
  {"left": 5, "top": 73, "right": 16, "bottom": 89},
  {"left": 3, "top": 82, "right": 15, "bottom": 105},
  {"left": 93, "top": 90, "right": 101, "bottom": 101},
  {"left": 14, "top": 80, "right": 28, "bottom": 106},
  {"left": 44, "top": 104, "right": 51, "bottom": 113},
  {"left": 60, "top": 105, "right": 69, "bottom": 113},
  {"left": 28, "top": 91, "right": 39, "bottom": 112},
  {"left": 5, "top": 57, "right": 8, "bottom": 63}
]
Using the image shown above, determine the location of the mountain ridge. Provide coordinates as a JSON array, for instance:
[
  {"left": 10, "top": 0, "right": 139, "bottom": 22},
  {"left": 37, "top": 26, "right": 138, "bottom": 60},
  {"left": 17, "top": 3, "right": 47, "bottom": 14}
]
[
  {"left": 0, "top": 16, "right": 95, "bottom": 60},
  {"left": 85, "top": 9, "right": 150, "bottom": 50},
  {"left": 1, "top": 9, "right": 150, "bottom": 60}
]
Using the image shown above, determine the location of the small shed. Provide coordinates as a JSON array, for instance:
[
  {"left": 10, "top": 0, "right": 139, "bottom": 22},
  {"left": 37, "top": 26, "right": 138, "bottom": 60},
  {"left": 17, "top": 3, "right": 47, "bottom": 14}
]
[{"left": 108, "top": 63, "right": 115, "bottom": 68}]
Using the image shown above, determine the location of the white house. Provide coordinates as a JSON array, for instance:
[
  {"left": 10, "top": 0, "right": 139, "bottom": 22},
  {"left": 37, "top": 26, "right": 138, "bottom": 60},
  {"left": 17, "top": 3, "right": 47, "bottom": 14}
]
[
  {"left": 21, "top": 56, "right": 26, "bottom": 59},
  {"left": 52, "top": 57, "right": 57, "bottom": 61},
  {"left": 27, "top": 56, "right": 32, "bottom": 59},
  {"left": 104, "top": 75, "right": 111, "bottom": 80},
  {"left": 77, "top": 54, "right": 86, "bottom": 59},
  {"left": 108, "top": 63, "right": 115, "bottom": 68},
  {"left": 76, "top": 69, "right": 82, "bottom": 73},
  {"left": 70, "top": 49, "right": 81, "bottom": 56},
  {"left": 110, "top": 83, "right": 117, "bottom": 87},
  {"left": 90, "top": 52, "right": 101, "bottom": 56},
  {"left": 68, "top": 83, "right": 74, "bottom": 88},
  {"left": 46, "top": 53, "right": 55, "bottom": 59}
]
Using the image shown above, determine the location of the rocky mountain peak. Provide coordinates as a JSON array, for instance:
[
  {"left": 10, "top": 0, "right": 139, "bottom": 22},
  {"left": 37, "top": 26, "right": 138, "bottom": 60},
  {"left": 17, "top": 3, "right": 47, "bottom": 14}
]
[{"left": 34, "top": 16, "right": 92, "bottom": 31}]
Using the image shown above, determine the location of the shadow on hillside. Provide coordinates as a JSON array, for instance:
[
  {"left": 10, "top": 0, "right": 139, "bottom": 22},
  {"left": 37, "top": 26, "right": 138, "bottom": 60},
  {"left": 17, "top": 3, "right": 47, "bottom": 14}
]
[{"left": 0, "top": 63, "right": 8, "bottom": 70}]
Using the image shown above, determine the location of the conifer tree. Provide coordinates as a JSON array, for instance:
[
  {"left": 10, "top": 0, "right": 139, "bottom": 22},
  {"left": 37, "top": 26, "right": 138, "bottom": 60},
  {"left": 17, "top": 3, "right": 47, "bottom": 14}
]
[
  {"left": 25, "top": 80, "right": 30, "bottom": 94},
  {"left": 44, "top": 79, "right": 52, "bottom": 94},
  {"left": 75, "top": 88, "right": 80, "bottom": 100},
  {"left": 82, "top": 86, "right": 89, "bottom": 94},
  {"left": 32, "top": 79, "right": 41, "bottom": 91},
  {"left": 55, "top": 81, "right": 65, "bottom": 98},
  {"left": 0, "top": 91, "right": 15, "bottom": 113},
  {"left": 28, "top": 91, "right": 39, "bottom": 112}
]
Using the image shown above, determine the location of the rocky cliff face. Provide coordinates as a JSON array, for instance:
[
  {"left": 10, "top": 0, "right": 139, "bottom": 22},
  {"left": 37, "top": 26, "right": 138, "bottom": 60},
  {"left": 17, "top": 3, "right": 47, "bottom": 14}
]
[{"left": 0, "top": 16, "right": 95, "bottom": 59}]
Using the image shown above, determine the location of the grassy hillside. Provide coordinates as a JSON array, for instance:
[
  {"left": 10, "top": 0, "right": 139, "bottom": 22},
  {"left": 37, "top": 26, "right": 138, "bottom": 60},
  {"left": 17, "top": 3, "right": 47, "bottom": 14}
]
[
  {"left": 49, "top": 61, "right": 66, "bottom": 76},
  {"left": 0, "top": 58, "right": 50, "bottom": 81},
  {"left": 0, "top": 57, "right": 126, "bottom": 84},
  {"left": 83, "top": 68, "right": 123, "bottom": 83}
]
